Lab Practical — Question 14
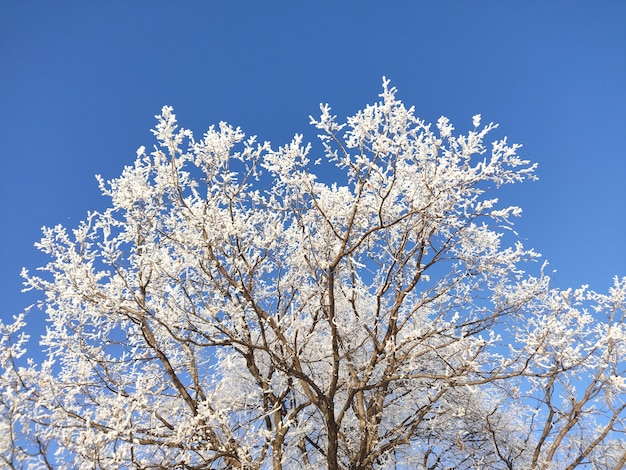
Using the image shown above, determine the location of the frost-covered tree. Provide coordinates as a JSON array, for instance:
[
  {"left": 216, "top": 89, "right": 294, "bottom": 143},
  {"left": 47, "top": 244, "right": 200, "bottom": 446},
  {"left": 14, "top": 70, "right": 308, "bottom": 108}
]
[{"left": 1, "top": 80, "right": 624, "bottom": 469}]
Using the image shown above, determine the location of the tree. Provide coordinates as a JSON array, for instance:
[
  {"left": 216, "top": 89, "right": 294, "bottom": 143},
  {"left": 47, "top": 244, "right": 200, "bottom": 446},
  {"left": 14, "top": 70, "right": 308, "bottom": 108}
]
[{"left": 1, "top": 79, "right": 624, "bottom": 469}]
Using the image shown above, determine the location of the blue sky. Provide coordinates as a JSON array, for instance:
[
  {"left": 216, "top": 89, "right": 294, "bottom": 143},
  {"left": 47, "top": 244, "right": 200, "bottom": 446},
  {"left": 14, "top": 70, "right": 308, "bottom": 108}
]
[{"left": 1, "top": 2, "right": 625, "bottom": 340}]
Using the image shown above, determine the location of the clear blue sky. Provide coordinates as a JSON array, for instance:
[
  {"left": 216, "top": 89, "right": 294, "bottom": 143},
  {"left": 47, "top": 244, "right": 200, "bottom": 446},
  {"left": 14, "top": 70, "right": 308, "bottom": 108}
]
[{"left": 1, "top": 2, "right": 625, "bottom": 340}]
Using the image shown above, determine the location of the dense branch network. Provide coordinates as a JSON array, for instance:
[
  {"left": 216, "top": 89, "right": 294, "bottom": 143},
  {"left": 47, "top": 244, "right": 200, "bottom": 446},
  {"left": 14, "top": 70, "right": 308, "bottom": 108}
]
[{"left": 1, "top": 80, "right": 624, "bottom": 469}]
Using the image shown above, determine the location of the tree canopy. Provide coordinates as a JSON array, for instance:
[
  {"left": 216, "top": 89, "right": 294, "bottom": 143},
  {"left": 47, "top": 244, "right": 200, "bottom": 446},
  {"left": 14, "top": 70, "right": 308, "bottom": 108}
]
[{"left": 1, "top": 80, "right": 624, "bottom": 469}]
